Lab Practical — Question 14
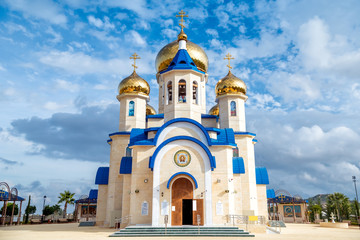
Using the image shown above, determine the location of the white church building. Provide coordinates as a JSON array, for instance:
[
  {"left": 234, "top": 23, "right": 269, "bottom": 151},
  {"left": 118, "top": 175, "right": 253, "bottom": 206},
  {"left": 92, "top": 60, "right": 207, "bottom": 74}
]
[{"left": 94, "top": 12, "right": 270, "bottom": 228}]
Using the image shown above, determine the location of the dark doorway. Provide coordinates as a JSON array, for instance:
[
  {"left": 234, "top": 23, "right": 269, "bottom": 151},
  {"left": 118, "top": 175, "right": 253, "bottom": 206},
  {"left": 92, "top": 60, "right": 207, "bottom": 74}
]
[{"left": 182, "top": 199, "right": 193, "bottom": 225}]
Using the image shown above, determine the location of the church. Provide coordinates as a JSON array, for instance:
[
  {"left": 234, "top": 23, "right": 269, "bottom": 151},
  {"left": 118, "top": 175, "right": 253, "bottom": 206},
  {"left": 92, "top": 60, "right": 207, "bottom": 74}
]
[{"left": 94, "top": 11, "right": 270, "bottom": 228}]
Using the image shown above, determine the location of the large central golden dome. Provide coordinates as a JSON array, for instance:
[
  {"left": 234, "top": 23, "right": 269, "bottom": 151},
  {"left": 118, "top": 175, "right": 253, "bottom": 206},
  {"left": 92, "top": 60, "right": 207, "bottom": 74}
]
[{"left": 155, "top": 40, "right": 208, "bottom": 73}]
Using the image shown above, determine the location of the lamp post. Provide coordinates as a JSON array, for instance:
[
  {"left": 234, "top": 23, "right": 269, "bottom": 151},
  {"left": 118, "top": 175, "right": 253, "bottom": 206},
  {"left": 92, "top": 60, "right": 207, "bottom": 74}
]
[
  {"left": 42, "top": 195, "right": 46, "bottom": 223},
  {"left": 352, "top": 176, "right": 359, "bottom": 225}
]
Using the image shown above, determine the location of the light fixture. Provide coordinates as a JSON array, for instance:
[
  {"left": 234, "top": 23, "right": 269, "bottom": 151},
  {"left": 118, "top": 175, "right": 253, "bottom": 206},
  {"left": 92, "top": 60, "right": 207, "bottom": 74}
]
[
  {"left": 217, "top": 179, "right": 221, "bottom": 183},
  {"left": 225, "top": 190, "right": 230, "bottom": 193},
  {"left": 161, "top": 192, "right": 164, "bottom": 197},
  {"left": 135, "top": 189, "right": 139, "bottom": 193},
  {"left": 144, "top": 179, "right": 148, "bottom": 183}
]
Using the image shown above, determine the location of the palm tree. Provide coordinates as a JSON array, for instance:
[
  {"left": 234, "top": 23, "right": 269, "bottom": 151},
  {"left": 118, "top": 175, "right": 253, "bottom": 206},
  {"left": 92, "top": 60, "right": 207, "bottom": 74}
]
[
  {"left": 58, "top": 190, "right": 75, "bottom": 218},
  {"left": 326, "top": 192, "right": 350, "bottom": 221}
]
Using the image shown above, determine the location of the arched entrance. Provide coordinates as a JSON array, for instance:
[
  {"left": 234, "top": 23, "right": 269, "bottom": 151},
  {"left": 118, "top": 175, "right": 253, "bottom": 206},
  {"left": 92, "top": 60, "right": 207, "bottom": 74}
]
[
  {"left": 171, "top": 177, "right": 204, "bottom": 226},
  {"left": 171, "top": 178, "right": 193, "bottom": 225}
]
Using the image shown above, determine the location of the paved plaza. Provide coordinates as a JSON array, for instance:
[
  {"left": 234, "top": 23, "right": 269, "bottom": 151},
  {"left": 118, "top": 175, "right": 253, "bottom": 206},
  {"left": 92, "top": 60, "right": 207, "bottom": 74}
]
[{"left": 0, "top": 223, "right": 359, "bottom": 240}]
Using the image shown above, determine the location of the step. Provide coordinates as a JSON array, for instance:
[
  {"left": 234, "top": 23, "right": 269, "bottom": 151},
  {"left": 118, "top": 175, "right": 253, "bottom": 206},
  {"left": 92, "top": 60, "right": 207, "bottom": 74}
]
[{"left": 110, "top": 233, "right": 254, "bottom": 237}]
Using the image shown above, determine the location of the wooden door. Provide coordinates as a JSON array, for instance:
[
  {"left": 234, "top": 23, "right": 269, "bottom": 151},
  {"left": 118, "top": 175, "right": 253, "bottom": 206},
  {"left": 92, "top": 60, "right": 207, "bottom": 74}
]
[
  {"left": 192, "top": 199, "right": 204, "bottom": 225},
  {"left": 171, "top": 178, "right": 193, "bottom": 226}
]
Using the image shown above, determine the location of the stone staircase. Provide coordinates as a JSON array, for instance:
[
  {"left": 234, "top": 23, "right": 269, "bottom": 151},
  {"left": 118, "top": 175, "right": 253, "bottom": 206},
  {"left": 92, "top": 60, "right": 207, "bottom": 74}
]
[{"left": 110, "top": 226, "right": 254, "bottom": 237}]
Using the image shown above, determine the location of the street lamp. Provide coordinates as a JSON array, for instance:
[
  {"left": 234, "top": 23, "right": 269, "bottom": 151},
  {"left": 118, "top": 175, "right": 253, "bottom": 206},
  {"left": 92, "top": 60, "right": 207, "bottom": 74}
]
[{"left": 42, "top": 195, "right": 47, "bottom": 223}]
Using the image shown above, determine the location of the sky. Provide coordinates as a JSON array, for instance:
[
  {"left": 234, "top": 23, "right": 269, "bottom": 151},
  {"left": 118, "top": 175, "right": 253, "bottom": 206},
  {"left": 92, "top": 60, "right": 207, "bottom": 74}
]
[{"left": 1, "top": 0, "right": 360, "bottom": 214}]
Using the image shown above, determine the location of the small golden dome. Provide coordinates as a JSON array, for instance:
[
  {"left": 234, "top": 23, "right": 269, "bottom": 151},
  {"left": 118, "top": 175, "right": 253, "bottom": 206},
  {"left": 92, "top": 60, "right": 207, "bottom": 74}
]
[
  {"left": 146, "top": 104, "right": 157, "bottom": 115},
  {"left": 215, "top": 71, "right": 247, "bottom": 97},
  {"left": 155, "top": 40, "right": 208, "bottom": 73},
  {"left": 118, "top": 71, "right": 150, "bottom": 96},
  {"left": 177, "top": 29, "right": 187, "bottom": 41},
  {"left": 208, "top": 104, "right": 219, "bottom": 116}
]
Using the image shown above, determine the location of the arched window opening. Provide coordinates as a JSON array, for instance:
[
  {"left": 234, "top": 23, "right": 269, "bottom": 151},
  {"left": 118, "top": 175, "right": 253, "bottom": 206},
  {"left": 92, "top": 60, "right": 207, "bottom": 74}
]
[
  {"left": 167, "top": 81, "right": 172, "bottom": 104},
  {"left": 230, "top": 101, "right": 236, "bottom": 116},
  {"left": 192, "top": 81, "right": 198, "bottom": 104},
  {"left": 233, "top": 147, "right": 239, "bottom": 158},
  {"left": 129, "top": 101, "right": 135, "bottom": 116},
  {"left": 178, "top": 79, "right": 186, "bottom": 103},
  {"left": 126, "top": 147, "right": 132, "bottom": 157}
]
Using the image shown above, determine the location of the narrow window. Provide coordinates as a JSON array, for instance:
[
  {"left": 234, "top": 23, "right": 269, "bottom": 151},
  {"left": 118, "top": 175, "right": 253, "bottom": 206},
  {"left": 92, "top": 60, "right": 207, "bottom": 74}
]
[
  {"left": 167, "top": 81, "right": 172, "bottom": 104},
  {"left": 126, "top": 147, "right": 132, "bottom": 157},
  {"left": 178, "top": 79, "right": 186, "bottom": 103},
  {"left": 129, "top": 101, "right": 135, "bottom": 116},
  {"left": 192, "top": 81, "right": 198, "bottom": 104},
  {"left": 233, "top": 147, "right": 239, "bottom": 158},
  {"left": 230, "top": 101, "right": 236, "bottom": 116}
]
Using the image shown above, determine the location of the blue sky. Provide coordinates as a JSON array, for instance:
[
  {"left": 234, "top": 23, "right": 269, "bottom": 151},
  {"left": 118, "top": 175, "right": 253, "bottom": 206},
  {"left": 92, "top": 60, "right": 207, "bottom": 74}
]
[{"left": 1, "top": 0, "right": 360, "bottom": 214}]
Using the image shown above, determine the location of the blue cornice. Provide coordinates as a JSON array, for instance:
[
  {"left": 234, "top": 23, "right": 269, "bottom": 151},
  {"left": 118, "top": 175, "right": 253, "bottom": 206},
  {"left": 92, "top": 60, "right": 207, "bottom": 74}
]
[{"left": 234, "top": 131, "right": 256, "bottom": 137}]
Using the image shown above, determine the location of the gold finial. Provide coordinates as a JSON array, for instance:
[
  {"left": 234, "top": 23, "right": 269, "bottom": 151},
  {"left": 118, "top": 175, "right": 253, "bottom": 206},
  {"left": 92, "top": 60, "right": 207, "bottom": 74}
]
[
  {"left": 130, "top": 53, "right": 141, "bottom": 72},
  {"left": 224, "top": 53, "right": 234, "bottom": 72},
  {"left": 176, "top": 10, "right": 188, "bottom": 31}
]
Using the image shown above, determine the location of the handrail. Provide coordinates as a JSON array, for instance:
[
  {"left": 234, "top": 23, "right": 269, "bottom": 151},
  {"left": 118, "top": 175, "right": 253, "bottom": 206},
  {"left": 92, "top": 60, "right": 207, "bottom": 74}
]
[{"left": 114, "top": 215, "right": 131, "bottom": 229}]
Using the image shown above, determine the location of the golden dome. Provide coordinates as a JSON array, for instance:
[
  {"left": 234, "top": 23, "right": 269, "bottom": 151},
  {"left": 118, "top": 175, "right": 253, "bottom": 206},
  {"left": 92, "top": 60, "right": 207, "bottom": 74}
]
[
  {"left": 118, "top": 71, "right": 150, "bottom": 96},
  {"left": 146, "top": 104, "right": 157, "bottom": 115},
  {"left": 208, "top": 104, "right": 219, "bottom": 116},
  {"left": 177, "top": 29, "right": 187, "bottom": 41},
  {"left": 215, "top": 71, "right": 247, "bottom": 97},
  {"left": 155, "top": 40, "right": 208, "bottom": 73}
]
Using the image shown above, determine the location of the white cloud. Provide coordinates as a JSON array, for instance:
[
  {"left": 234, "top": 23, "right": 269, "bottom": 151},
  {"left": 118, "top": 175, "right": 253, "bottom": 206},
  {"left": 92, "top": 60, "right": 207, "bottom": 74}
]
[
  {"left": 298, "top": 16, "right": 331, "bottom": 69},
  {"left": 115, "top": 12, "right": 128, "bottom": 20},
  {"left": 0, "top": 64, "right": 6, "bottom": 71},
  {"left": 88, "top": 15, "right": 115, "bottom": 30},
  {"left": 44, "top": 101, "right": 66, "bottom": 110},
  {"left": 4, "top": 0, "right": 67, "bottom": 25},
  {"left": 39, "top": 50, "right": 126, "bottom": 75},
  {"left": 206, "top": 29, "right": 218, "bottom": 38},
  {"left": 46, "top": 27, "right": 63, "bottom": 44},
  {"left": 128, "top": 30, "right": 146, "bottom": 46},
  {"left": 55, "top": 79, "right": 80, "bottom": 92},
  {"left": 161, "top": 28, "right": 178, "bottom": 40}
]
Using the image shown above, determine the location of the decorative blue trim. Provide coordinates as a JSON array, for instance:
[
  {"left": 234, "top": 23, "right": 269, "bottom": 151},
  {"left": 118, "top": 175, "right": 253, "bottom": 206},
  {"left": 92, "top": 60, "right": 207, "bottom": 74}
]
[
  {"left": 166, "top": 172, "right": 198, "bottom": 189},
  {"left": 107, "top": 139, "right": 112, "bottom": 143},
  {"left": 234, "top": 131, "right": 256, "bottom": 136},
  {"left": 120, "top": 157, "right": 132, "bottom": 174},
  {"left": 128, "top": 119, "right": 236, "bottom": 147},
  {"left": 149, "top": 136, "right": 216, "bottom": 171},
  {"left": 201, "top": 114, "right": 217, "bottom": 119},
  {"left": 160, "top": 49, "right": 205, "bottom": 74},
  {"left": 95, "top": 167, "right": 109, "bottom": 185},
  {"left": 256, "top": 167, "right": 269, "bottom": 184},
  {"left": 252, "top": 139, "right": 258, "bottom": 143},
  {"left": 233, "top": 157, "right": 245, "bottom": 174},
  {"left": 153, "top": 118, "right": 212, "bottom": 145},
  {"left": 266, "top": 189, "right": 275, "bottom": 199},
  {"left": 109, "top": 131, "right": 131, "bottom": 137},
  {"left": 89, "top": 189, "right": 98, "bottom": 199},
  {"left": 146, "top": 113, "right": 164, "bottom": 119}
]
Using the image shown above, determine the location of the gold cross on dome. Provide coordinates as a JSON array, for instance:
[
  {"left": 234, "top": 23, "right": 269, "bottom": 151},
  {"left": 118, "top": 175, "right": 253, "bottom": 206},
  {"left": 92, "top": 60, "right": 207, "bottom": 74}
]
[
  {"left": 176, "top": 10, "right": 188, "bottom": 31},
  {"left": 130, "top": 53, "right": 141, "bottom": 71},
  {"left": 224, "top": 53, "right": 235, "bottom": 71}
]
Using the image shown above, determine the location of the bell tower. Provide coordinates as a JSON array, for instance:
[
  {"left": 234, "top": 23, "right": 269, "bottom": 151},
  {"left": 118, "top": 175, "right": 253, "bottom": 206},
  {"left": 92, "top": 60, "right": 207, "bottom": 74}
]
[
  {"left": 156, "top": 11, "right": 207, "bottom": 123},
  {"left": 216, "top": 54, "right": 248, "bottom": 131},
  {"left": 117, "top": 53, "right": 149, "bottom": 131}
]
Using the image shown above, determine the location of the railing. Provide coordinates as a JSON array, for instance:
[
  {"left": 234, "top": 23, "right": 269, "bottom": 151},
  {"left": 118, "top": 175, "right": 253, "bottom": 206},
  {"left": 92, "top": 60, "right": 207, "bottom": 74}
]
[
  {"left": 114, "top": 215, "right": 131, "bottom": 229},
  {"left": 226, "top": 215, "right": 266, "bottom": 231}
]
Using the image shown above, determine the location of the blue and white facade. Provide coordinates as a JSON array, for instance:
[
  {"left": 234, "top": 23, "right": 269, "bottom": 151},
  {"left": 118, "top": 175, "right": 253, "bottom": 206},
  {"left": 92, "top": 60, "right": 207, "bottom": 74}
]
[{"left": 94, "top": 31, "right": 270, "bottom": 228}]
